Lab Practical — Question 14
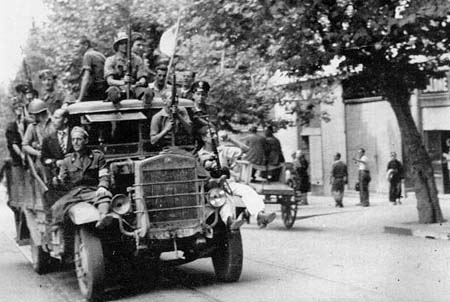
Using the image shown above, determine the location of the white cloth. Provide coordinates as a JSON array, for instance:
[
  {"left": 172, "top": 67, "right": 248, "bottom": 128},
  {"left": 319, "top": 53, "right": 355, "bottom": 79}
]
[
  {"left": 358, "top": 155, "right": 369, "bottom": 171},
  {"left": 228, "top": 182, "right": 264, "bottom": 216},
  {"left": 58, "top": 128, "right": 68, "bottom": 154}
]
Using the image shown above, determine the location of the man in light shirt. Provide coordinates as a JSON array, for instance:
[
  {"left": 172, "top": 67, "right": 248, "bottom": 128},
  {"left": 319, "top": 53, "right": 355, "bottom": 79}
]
[{"left": 353, "top": 148, "right": 371, "bottom": 207}]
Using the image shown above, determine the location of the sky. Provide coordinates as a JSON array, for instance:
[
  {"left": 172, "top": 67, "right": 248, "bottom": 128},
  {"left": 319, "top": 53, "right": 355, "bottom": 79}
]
[{"left": 0, "top": 0, "right": 48, "bottom": 88}]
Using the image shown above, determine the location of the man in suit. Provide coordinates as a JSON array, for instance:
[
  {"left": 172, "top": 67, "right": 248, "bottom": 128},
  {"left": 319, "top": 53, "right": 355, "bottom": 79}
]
[{"left": 42, "top": 108, "right": 73, "bottom": 167}]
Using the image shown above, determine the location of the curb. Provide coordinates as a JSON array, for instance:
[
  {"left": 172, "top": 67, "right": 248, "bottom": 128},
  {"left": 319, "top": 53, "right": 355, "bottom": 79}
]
[{"left": 384, "top": 225, "right": 450, "bottom": 240}]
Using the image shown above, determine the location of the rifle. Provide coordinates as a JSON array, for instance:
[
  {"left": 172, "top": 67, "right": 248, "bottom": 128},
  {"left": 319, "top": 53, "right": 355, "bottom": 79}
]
[
  {"left": 207, "top": 119, "right": 222, "bottom": 172},
  {"left": 170, "top": 73, "right": 178, "bottom": 146},
  {"left": 19, "top": 48, "right": 33, "bottom": 120},
  {"left": 126, "top": 25, "right": 132, "bottom": 99}
]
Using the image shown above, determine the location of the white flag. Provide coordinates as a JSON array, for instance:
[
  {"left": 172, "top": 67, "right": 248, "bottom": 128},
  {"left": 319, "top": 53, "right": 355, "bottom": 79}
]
[{"left": 159, "top": 25, "right": 177, "bottom": 57}]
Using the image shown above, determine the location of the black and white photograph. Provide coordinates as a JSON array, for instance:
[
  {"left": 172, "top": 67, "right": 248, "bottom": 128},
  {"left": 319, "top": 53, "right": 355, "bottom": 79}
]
[{"left": 0, "top": 1, "right": 450, "bottom": 301}]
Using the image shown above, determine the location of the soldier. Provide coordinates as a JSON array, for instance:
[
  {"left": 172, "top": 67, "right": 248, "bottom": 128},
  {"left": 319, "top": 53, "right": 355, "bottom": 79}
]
[
  {"left": 51, "top": 126, "right": 111, "bottom": 227},
  {"left": 75, "top": 35, "right": 107, "bottom": 102},
  {"left": 104, "top": 32, "right": 152, "bottom": 104},
  {"left": 190, "top": 80, "right": 220, "bottom": 151},
  {"left": 150, "top": 91, "right": 192, "bottom": 147},
  {"left": 39, "top": 69, "right": 65, "bottom": 114},
  {"left": 22, "top": 99, "right": 54, "bottom": 159},
  {"left": 42, "top": 108, "right": 73, "bottom": 167}
]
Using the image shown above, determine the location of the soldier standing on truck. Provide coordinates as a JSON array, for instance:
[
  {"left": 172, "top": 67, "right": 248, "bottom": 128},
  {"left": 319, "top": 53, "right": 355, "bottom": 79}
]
[
  {"left": 75, "top": 35, "right": 107, "bottom": 102},
  {"left": 104, "top": 32, "right": 153, "bottom": 104},
  {"left": 51, "top": 126, "right": 111, "bottom": 227}
]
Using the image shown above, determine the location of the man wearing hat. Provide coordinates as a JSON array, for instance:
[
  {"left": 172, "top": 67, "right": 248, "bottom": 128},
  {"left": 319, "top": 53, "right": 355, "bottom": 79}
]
[
  {"left": 104, "top": 32, "right": 152, "bottom": 104},
  {"left": 15, "top": 84, "right": 38, "bottom": 120},
  {"left": 190, "top": 80, "right": 220, "bottom": 150},
  {"left": 6, "top": 98, "right": 28, "bottom": 166},
  {"left": 22, "top": 98, "right": 54, "bottom": 159},
  {"left": 75, "top": 35, "right": 107, "bottom": 102},
  {"left": 39, "top": 69, "right": 66, "bottom": 114},
  {"left": 51, "top": 126, "right": 111, "bottom": 228}
]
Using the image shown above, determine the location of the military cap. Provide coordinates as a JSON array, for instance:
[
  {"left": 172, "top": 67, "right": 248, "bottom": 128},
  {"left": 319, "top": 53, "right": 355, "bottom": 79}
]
[
  {"left": 191, "top": 81, "right": 210, "bottom": 94},
  {"left": 113, "top": 32, "right": 128, "bottom": 52},
  {"left": 14, "top": 84, "right": 38, "bottom": 96},
  {"left": 131, "top": 32, "right": 145, "bottom": 43},
  {"left": 38, "top": 69, "right": 57, "bottom": 80},
  {"left": 71, "top": 126, "right": 89, "bottom": 138}
]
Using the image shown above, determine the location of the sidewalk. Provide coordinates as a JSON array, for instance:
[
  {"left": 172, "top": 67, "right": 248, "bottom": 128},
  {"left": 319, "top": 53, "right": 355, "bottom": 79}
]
[{"left": 266, "top": 190, "right": 450, "bottom": 240}]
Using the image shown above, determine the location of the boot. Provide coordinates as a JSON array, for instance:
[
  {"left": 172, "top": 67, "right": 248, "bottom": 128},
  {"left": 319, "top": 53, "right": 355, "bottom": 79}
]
[{"left": 257, "top": 211, "right": 276, "bottom": 228}]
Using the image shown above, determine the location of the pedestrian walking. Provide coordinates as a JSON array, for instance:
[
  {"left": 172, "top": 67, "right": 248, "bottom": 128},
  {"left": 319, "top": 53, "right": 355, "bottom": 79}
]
[
  {"left": 292, "top": 150, "right": 310, "bottom": 205},
  {"left": 330, "top": 153, "right": 348, "bottom": 208},
  {"left": 353, "top": 148, "right": 370, "bottom": 207},
  {"left": 386, "top": 152, "right": 403, "bottom": 205}
]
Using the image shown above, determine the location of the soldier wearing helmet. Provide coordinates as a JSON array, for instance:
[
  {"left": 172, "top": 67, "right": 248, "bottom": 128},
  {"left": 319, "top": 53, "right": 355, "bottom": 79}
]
[
  {"left": 51, "top": 126, "right": 111, "bottom": 228},
  {"left": 104, "top": 32, "right": 153, "bottom": 104},
  {"left": 38, "top": 69, "right": 66, "bottom": 114},
  {"left": 22, "top": 98, "right": 54, "bottom": 159}
]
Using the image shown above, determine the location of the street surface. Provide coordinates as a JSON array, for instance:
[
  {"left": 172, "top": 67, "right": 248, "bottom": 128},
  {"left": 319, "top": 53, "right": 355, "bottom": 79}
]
[{"left": 0, "top": 183, "right": 449, "bottom": 302}]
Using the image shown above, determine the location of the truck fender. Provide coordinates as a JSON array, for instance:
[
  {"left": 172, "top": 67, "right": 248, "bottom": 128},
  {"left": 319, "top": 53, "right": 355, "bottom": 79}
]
[{"left": 68, "top": 203, "right": 100, "bottom": 225}]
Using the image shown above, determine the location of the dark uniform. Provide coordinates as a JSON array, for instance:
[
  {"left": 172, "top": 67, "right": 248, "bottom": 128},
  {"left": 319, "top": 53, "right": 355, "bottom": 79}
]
[
  {"left": 387, "top": 158, "right": 403, "bottom": 204},
  {"left": 331, "top": 159, "right": 348, "bottom": 207},
  {"left": 51, "top": 148, "right": 109, "bottom": 224}
]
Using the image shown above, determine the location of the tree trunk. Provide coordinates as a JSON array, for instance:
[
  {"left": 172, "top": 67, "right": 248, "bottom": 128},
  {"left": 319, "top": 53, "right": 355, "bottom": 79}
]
[{"left": 387, "top": 93, "right": 443, "bottom": 223}]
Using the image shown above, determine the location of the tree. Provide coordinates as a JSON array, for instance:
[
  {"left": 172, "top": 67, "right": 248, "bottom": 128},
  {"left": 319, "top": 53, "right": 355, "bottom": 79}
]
[
  {"left": 189, "top": 0, "right": 450, "bottom": 223},
  {"left": 15, "top": 0, "right": 280, "bottom": 130}
]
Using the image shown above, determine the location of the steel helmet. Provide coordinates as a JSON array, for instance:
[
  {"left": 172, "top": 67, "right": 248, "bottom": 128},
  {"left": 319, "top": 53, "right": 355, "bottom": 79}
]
[
  {"left": 28, "top": 99, "right": 48, "bottom": 114},
  {"left": 113, "top": 32, "right": 128, "bottom": 52}
]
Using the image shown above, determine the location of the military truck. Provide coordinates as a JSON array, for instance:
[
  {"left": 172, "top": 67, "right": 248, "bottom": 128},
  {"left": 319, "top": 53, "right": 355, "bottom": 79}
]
[{"left": 4, "top": 98, "right": 243, "bottom": 301}]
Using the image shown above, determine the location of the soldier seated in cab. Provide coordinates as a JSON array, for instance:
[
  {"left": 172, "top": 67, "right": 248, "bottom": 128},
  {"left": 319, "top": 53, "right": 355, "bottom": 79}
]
[{"left": 51, "top": 127, "right": 111, "bottom": 228}]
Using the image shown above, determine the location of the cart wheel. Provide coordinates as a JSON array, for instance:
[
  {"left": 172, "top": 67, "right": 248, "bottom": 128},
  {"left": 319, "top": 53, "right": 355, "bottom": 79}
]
[
  {"left": 74, "top": 226, "right": 105, "bottom": 302},
  {"left": 281, "top": 199, "right": 297, "bottom": 229}
]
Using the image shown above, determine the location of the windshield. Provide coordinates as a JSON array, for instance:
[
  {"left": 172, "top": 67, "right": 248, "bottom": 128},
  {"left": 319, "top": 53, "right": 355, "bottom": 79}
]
[{"left": 85, "top": 120, "right": 140, "bottom": 154}]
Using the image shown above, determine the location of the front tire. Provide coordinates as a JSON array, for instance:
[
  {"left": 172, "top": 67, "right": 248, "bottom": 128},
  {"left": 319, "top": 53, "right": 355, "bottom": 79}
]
[
  {"left": 212, "top": 229, "right": 243, "bottom": 282},
  {"left": 74, "top": 226, "right": 105, "bottom": 302}
]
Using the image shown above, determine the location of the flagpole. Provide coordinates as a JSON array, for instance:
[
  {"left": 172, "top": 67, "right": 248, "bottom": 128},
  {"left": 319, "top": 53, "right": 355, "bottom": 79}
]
[{"left": 164, "top": 10, "right": 182, "bottom": 88}]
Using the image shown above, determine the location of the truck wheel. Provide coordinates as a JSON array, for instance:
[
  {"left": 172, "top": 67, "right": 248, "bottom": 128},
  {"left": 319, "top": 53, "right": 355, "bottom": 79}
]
[
  {"left": 74, "top": 227, "right": 105, "bottom": 302},
  {"left": 30, "top": 237, "right": 51, "bottom": 274},
  {"left": 212, "top": 229, "right": 243, "bottom": 282}
]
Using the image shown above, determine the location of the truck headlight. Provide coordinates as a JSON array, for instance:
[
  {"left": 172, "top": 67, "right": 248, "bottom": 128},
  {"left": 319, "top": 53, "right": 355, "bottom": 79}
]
[
  {"left": 111, "top": 194, "right": 131, "bottom": 215},
  {"left": 207, "top": 188, "right": 227, "bottom": 208}
]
